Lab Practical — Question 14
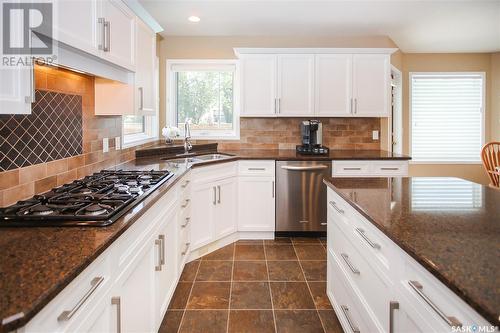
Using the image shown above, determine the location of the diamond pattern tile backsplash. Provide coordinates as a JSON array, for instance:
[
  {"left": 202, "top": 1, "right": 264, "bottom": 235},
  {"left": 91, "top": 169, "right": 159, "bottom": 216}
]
[{"left": 0, "top": 90, "right": 83, "bottom": 171}]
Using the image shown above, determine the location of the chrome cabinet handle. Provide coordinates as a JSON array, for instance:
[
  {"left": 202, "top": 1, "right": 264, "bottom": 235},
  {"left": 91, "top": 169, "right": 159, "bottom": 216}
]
[
  {"left": 182, "top": 242, "right": 190, "bottom": 255},
  {"left": 181, "top": 199, "right": 190, "bottom": 208},
  {"left": 98, "top": 18, "right": 105, "bottom": 50},
  {"left": 248, "top": 167, "right": 266, "bottom": 171},
  {"left": 138, "top": 87, "right": 144, "bottom": 110},
  {"left": 343, "top": 167, "right": 361, "bottom": 171},
  {"left": 182, "top": 217, "right": 190, "bottom": 228},
  {"left": 281, "top": 165, "right": 328, "bottom": 171},
  {"left": 104, "top": 20, "right": 110, "bottom": 52},
  {"left": 272, "top": 181, "right": 275, "bottom": 198},
  {"left": 340, "top": 305, "right": 360, "bottom": 333},
  {"left": 57, "top": 277, "right": 104, "bottom": 321},
  {"left": 213, "top": 187, "right": 216, "bottom": 205},
  {"left": 408, "top": 281, "right": 462, "bottom": 327},
  {"left": 155, "top": 238, "right": 162, "bottom": 271},
  {"left": 159, "top": 234, "right": 165, "bottom": 265},
  {"left": 111, "top": 296, "right": 121, "bottom": 333},
  {"left": 274, "top": 98, "right": 277, "bottom": 114},
  {"left": 381, "top": 167, "right": 399, "bottom": 171},
  {"left": 278, "top": 98, "right": 281, "bottom": 114},
  {"left": 320, "top": 222, "right": 327, "bottom": 226},
  {"left": 354, "top": 98, "right": 358, "bottom": 114},
  {"left": 329, "top": 201, "right": 344, "bottom": 214},
  {"left": 350, "top": 98, "right": 353, "bottom": 114},
  {"left": 217, "top": 185, "right": 221, "bottom": 204},
  {"left": 355, "top": 228, "right": 381, "bottom": 250},
  {"left": 389, "top": 301, "right": 399, "bottom": 333},
  {"left": 181, "top": 180, "right": 190, "bottom": 188},
  {"left": 340, "top": 253, "right": 360, "bottom": 275}
]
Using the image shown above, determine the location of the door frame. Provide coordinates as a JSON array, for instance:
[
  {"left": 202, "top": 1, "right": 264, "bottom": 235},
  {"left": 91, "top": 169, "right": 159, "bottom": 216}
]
[{"left": 390, "top": 66, "right": 403, "bottom": 154}]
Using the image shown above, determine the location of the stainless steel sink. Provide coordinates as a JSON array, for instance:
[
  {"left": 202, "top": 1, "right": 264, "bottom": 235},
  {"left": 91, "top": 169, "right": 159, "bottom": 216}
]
[
  {"left": 162, "top": 153, "right": 232, "bottom": 165},
  {"left": 196, "top": 153, "right": 232, "bottom": 161},
  {"left": 164, "top": 157, "right": 202, "bottom": 164}
]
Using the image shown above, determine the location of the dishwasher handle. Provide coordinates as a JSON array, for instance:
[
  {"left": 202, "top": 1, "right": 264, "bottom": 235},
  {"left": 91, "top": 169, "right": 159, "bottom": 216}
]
[{"left": 281, "top": 165, "right": 329, "bottom": 171}]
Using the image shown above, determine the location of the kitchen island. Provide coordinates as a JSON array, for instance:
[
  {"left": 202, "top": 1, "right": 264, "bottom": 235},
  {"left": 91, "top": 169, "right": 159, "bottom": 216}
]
[{"left": 323, "top": 176, "right": 500, "bottom": 331}]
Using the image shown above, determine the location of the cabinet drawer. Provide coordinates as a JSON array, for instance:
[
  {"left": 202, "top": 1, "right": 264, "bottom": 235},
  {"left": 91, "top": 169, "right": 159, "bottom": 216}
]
[
  {"left": 371, "top": 161, "right": 408, "bottom": 176},
  {"left": 238, "top": 160, "right": 275, "bottom": 176},
  {"left": 332, "top": 161, "right": 371, "bottom": 176},
  {"left": 192, "top": 161, "right": 237, "bottom": 183}
]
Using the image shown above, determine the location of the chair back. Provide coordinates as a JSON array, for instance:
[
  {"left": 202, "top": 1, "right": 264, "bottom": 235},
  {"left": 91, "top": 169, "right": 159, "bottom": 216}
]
[{"left": 481, "top": 142, "right": 500, "bottom": 188}]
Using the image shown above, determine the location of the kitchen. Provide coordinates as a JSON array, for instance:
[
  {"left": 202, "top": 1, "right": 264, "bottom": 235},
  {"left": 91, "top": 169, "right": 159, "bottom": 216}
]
[{"left": 0, "top": 1, "right": 499, "bottom": 333}]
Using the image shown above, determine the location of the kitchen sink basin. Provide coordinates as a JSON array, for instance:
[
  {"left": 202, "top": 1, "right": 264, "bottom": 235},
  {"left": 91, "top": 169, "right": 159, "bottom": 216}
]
[
  {"left": 195, "top": 153, "right": 232, "bottom": 161},
  {"left": 162, "top": 153, "right": 232, "bottom": 165}
]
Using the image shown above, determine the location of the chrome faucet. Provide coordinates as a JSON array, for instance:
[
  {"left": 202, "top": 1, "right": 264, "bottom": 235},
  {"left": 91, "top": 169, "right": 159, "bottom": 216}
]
[{"left": 184, "top": 119, "right": 192, "bottom": 154}]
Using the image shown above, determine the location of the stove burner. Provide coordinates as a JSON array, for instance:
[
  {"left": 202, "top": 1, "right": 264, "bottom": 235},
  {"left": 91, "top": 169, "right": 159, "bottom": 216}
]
[
  {"left": 117, "top": 186, "right": 129, "bottom": 193},
  {"left": 29, "top": 205, "right": 54, "bottom": 216},
  {"left": 129, "top": 187, "right": 142, "bottom": 194},
  {"left": 126, "top": 181, "right": 138, "bottom": 186},
  {"left": 140, "top": 180, "right": 151, "bottom": 186},
  {"left": 84, "top": 204, "right": 110, "bottom": 216},
  {"left": 74, "top": 188, "right": 93, "bottom": 195},
  {"left": 139, "top": 175, "right": 152, "bottom": 180}
]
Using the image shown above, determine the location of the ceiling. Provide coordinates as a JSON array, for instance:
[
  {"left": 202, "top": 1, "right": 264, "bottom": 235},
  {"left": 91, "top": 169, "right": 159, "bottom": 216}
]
[{"left": 139, "top": 0, "right": 500, "bottom": 53}]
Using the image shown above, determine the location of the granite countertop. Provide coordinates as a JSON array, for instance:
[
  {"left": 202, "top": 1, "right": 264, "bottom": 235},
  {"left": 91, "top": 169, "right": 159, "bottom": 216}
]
[
  {"left": 323, "top": 177, "right": 500, "bottom": 325},
  {"left": 0, "top": 158, "right": 189, "bottom": 332}
]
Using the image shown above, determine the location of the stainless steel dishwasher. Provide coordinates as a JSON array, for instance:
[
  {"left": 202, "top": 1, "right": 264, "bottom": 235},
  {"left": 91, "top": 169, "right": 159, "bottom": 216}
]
[{"left": 276, "top": 161, "right": 331, "bottom": 232}]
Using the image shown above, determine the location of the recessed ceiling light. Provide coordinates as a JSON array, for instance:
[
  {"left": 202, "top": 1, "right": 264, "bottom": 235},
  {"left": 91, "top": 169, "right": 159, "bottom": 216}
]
[{"left": 188, "top": 16, "right": 200, "bottom": 23}]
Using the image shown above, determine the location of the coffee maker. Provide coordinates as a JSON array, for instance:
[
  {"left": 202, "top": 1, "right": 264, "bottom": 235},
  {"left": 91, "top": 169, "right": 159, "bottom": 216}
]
[{"left": 296, "top": 120, "right": 329, "bottom": 155}]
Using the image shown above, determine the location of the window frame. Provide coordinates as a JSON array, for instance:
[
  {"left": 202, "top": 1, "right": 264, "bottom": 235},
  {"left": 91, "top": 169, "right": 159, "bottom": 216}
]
[
  {"left": 409, "top": 72, "right": 486, "bottom": 164},
  {"left": 167, "top": 59, "right": 240, "bottom": 140}
]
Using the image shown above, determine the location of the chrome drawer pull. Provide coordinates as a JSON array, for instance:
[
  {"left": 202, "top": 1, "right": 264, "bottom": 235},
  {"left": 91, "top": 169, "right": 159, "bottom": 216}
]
[
  {"left": 329, "top": 201, "right": 344, "bottom": 214},
  {"left": 181, "top": 180, "right": 190, "bottom": 188},
  {"left": 159, "top": 234, "right": 165, "bottom": 265},
  {"left": 182, "top": 217, "right": 190, "bottom": 228},
  {"left": 341, "top": 305, "right": 360, "bottom": 333},
  {"left": 389, "top": 301, "right": 399, "bottom": 333},
  {"left": 408, "top": 280, "right": 462, "bottom": 327},
  {"left": 155, "top": 238, "right": 162, "bottom": 271},
  {"left": 57, "top": 276, "right": 104, "bottom": 321},
  {"left": 181, "top": 199, "right": 190, "bottom": 208},
  {"left": 340, "top": 253, "right": 360, "bottom": 275},
  {"left": 213, "top": 187, "right": 216, "bottom": 205},
  {"left": 381, "top": 167, "right": 399, "bottom": 171},
  {"left": 343, "top": 167, "right": 361, "bottom": 171},
  {"left": 182, "top": 243, "right": 190, "bottom": 255},
  {"left": 355, "top": 228, "right": 381, "bottom": 250},
  {"left": 248, "top": 167, "right": 266, "bottom": 171},
  {"left": 111, "top": 296, "right": 121, "bottom": 333}
]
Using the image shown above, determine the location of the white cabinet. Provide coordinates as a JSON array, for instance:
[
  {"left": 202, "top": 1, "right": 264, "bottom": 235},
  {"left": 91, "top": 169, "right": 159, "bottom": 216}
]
[
  {"left": 352, "top": 54, "right": 390, "bottom": 117},
  {"left": 53, "top": 0, "right": 99, "bottom": 56},
  {"left": 214, "top": 177, "right": 238, "bottom": 238},
  {"left": 238, "top": 177, "right": 275, "bottom": 232},
  {"left": 0, "top": 67, "right": 33, "bottom": 115},
  {"left": 315, "top": 54, "right": 352, "bottom": 116},
  {"left": 332, "top": 160, "right": 409, "bottom": 177},
  {"left": 190, "top": 181, "right": 217, "bottom": 249},
  {"left": 135, "top": 18, "right": 156, "bottom": 115},
  {"left": 240, "top": 55, "right": 277, "bottom": 117},
  {"left": 277, "top": 55, "right": 315, "bottom": 116}
]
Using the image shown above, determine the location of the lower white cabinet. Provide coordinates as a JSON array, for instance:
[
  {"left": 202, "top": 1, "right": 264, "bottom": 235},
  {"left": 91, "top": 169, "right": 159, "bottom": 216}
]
[
  {"left": 214, "top": 177, "right": 238, "bottom": 239},
  {"left": 332, "top": 160, "right": 408, "bottom": 177},
  {"left": 238, "top": 176, "right": 275, "bottom": 232}
]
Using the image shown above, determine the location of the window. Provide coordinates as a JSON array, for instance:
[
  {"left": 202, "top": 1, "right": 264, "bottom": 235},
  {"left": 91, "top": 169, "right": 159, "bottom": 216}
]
[
  {"left": 410, "top": 73, "right": 485, "bottom": 163},
  {"left": 123, "top": 116, "right": 145, "bottom": 135},
  {"left": 168, "top": 61, "right": 239, "bottom": 139}
]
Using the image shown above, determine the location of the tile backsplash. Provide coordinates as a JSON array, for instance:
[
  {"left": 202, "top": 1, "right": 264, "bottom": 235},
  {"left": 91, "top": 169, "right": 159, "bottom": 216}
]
[{"left": 0, "top": 90, "right": 83, "bottom": 171}]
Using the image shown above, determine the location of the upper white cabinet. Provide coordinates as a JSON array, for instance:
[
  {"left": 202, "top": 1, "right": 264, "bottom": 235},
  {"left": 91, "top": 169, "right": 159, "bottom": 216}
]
[
  {"left": 352, "top": 54, "right": 390, "bottom": 117},
  {"left": 0, "top": 67, "right": 33, "bottom": 115},
  {"left": 240, "top": 55, "right": 277, "bottom": 117},
  {"left": 135, "top": 18, "right": 156, "bottom": 115},
  {"left": 237, "top": 48, "right": 394, "bottom": 118},
  {"left": 315, "top": 54, "right": 352, "bottom": 116}
]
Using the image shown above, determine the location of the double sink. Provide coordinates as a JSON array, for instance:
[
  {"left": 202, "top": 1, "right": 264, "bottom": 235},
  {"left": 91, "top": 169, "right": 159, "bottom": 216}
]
[{"left": 162, "top": 153, "right": 233, "bottom": 165}]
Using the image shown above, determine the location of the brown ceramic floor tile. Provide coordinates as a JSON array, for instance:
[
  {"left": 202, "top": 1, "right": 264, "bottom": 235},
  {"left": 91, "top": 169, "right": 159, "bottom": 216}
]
[
  {"left": 270, "top": 282, "right": 315, "bottom": 309},
  {"left": 202, "top": 244, "right": 234, "bottom": 260},
  {"left": 300, "top": 261, "right": 327, "bottom": 281},
  {"left": 236, "top": 239, "right": 264, "bottom": 245},
  {"left": 196, "top": 260, "right": 233, "bottom": 281},
  {"left": 228, "top": 310, "right": 275, "bottom": 333},
  {"left": 274, "top": 310, "right": 324, "bottom": 333},
  {"left": 179, "top": 260, "right": 200, "bottom": 282},
  {"left": 265, "top": 245, "right": 298, "bottom": 260},
  {"left": 267, "top": 261, "right": 305, "bottom": 281},
  {"left": 291, "top": 237, "right": 322, "bottom": 244},
  {"left": 233, "top": 261, "right": 268, "bottom": 281},
  {"left": 231, "top": 282, "right": 272, "bottom": 309},
  {"left": 187, "top": 282, "right": 231, "bottom": 309},
  {"left": 308, "top": 282, "right": 332, "bottom": 309},
  {"left": 168, "top": 282, "right": 193, "bottom": 309},
  {"left": 235, "top": 244, "right": 266, "bottom": 260},
  {"left": 264, "top": 237, "right": 292, "bottom": 245},
  {"left": 158, "top": 310, "right": 184, "bottom": 333},
  {"left": 294, "top": 245, "right": 326, "bottom": 260},
  {"left": 318, "top": 310, "right": 343, "bottom": 333},
  {"left": 179, "top": 310, "right": 228, "bottom": 333}
]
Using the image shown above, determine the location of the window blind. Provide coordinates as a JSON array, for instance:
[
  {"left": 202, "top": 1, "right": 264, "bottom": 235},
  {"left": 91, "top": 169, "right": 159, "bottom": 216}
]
[{"left": 410, "top": 73, "right": 484, "bottom": 162}]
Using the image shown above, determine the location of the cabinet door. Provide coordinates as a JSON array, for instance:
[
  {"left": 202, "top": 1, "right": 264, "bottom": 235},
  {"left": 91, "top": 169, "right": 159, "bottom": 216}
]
[
  {"left": 352, "top": 54, "right": 390, "bottom": 117},
  {"left": 67, "top": 291, "right": 113, "bottom": 333},
  {"left": 315, "top": 54, "right": 352, "bottom": 116},
  {"left": 392, "top": 300, "right": 436, "bottom": 333},
  {"left": 277, "top": 54, "right": 314, "bottom": 116},
  {"left": 135, "top": 19, "right": 156, "bottom": 115},
  {"left": 100, "top": 0, "right": 136, "bottom": 70},
  {"left": 0, "top": 67, "right": 32, "bottom": 114},
  {"left": 113, "top": 235, "right": 156, "bottom": 333},
  {"left": 214, "top": 177, "right": 237, "bottom": 239},
  {"left": 53, "top": 0, "right": 99, "bottom": 55},
  {"left": 240, "top": 55, "right": 277, "bottom": 117},
  {"left": 190, "top": 182, "right": 216, "bottom": 250},
  {"left": 155, "top": 209, "right": 178, "bottom": 327},
  {"left": 238, "top": 177, "right": 275, "bottom": 232}
]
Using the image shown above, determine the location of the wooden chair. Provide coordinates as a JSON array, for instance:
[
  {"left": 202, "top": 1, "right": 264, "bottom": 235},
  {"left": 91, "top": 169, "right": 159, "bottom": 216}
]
[{"left": 481, "top": 142, "right": 500, "bottom": 188}]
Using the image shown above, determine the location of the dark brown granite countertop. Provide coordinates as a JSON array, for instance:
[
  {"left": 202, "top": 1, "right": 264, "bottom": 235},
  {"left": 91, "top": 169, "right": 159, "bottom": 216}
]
[
  {"left": 0, "top": 158, "right": 190, "bottom": 332},
  {"left": 324, "top": 177, "right": 500, "bottom": 325}
]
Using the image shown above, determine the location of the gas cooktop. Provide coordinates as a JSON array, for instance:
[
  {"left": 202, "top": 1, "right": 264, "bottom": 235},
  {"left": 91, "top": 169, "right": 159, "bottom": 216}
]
[{"left": 0, "top": 170, "right": 174, "bottom": 227}]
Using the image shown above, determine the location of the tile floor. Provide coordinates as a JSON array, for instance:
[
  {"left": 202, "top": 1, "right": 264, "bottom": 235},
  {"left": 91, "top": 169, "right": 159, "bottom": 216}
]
[{"left": 159, "top": 237, "right": 343, "bottom": 333}]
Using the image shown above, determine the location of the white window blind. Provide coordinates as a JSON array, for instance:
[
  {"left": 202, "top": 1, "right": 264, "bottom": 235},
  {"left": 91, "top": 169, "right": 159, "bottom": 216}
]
[{"left": 410, "top": 73, "right": 484, "bottom": 162}]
